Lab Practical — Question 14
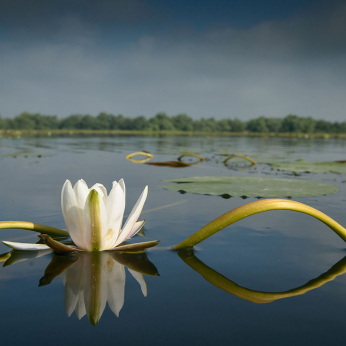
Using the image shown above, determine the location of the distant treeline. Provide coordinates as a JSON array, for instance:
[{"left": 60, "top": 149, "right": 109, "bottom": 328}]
[{"left": 0, "top": 112, "right": 345, "bottom": 133}]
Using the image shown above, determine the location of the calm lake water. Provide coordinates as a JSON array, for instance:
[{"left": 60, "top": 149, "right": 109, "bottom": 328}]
[{"left": 0, "top": 135, "right": 346, "bottom": 345}]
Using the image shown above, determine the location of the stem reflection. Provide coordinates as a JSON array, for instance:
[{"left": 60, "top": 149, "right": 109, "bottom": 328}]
[{"left": 178, "top": 249, "right": 346, "bottom": 303}]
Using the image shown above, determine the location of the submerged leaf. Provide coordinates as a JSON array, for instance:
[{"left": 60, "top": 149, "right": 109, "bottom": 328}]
[
  {"left": 146, "top": 161, "right": 191, "bottom": 168},
  {"left": 270, "top": 159, "right": 346, "bottom": 174},
  {"left": 161, "top": 176, "right": 339, "bottom": 198},
  {"left": 3, "top": 152, "right": 52, "bottom": 158}
]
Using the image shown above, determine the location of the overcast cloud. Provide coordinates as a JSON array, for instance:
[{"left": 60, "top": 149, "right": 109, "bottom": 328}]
[{"left": 0, "top": 0, "right": 345, "bottom": 120}]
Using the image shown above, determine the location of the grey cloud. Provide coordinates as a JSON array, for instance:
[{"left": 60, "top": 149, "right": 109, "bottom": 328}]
[
  {"left": 0, "top": 0, "right": 152, "bottom": 40},
  {"left": 0, "top": 1, "right": 345, "bottom": 121},
  {"left": 189, "top": 2, "right": 346, "bottom": 61}
]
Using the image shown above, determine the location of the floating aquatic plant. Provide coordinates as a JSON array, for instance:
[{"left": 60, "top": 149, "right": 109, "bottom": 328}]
[
  {"left": 223, "top": 154, "right": 256, "bottom": 167},
  {"left": 0, "top": 221, "right": 68, "bottom": 237},
  {"left": 177, "top": 153, "right": 204, "bottom": 164},
  {"left": 269, "top": 159, "right": 346, "bottom": 174},
  {"left": 126, "top": 151, "right": 204, "bottom": 168},
  {"left": 2, "top": 179, "right": 159, "bottom": 253},
  {"left": 126, "top": 151, "right": 154, "bottom": 163},
  {"left": 173, "top": 199, "right": 346, "bottom": 250}
]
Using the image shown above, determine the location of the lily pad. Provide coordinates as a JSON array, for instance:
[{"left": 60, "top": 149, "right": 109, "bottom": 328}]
[
  {"left": 270, "top": 159, "right": 346, "bottom": 174},
  {"left": 161, "top": 176, "right": 339, "bottom": 198}
]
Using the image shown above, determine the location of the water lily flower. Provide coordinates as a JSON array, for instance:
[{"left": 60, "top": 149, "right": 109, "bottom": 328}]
[
  {"left": 61, "top": 179, "right": 148, "bottom": 251},
  {"left": 3, "top": 179, "right": 158, "bottom": 253}
]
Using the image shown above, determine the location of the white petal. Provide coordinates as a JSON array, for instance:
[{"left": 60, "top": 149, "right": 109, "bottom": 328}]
[
  {"left": 104, "top": 182, "right": 125, "bottom": 249},
  {"left": 91, "top": 183, "right": 107, "bottom": 202},
  {"left": 2, "top": 241, "right": 50, "bottom": 251},
  {"left": 114, "top": 186, "right": 148, "bottom": 247},
  {"left": 128, "top": 269, "right": 147, "bottom": 297},
  {"left": 73, "top": 179, "right": 89, "bottom": 211},
  {"left": 118, "top": 179, "right": 126, "bottom": 200},
  {"left": 106, "top": 256, "right": 125, "bottom": 317},
  {"left": 126, "top": 220, "right": 145, "bottom": 240},
  {"left": 83, "top": 189, "right": 108, "bottom": 251},
  {"left": 61, "top": 180, "right": 86, "bottom": 249}
]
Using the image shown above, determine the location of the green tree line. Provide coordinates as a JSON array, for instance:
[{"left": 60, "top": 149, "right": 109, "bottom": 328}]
[{"left": 0, "top": 112, "right": 345, "bottom": 133}]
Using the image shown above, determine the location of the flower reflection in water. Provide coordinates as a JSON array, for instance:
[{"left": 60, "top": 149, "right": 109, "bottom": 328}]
[
  {"left": 61, "top": 252, "right": 155, "bottom": 325},
  {"left": 1, "top": 250, "right": 158, "bottom": 326}
]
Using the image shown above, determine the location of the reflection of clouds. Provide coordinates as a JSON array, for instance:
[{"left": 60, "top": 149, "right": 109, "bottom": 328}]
[{"left": 63, "top": 252, "right": 148, "bottom": 325}]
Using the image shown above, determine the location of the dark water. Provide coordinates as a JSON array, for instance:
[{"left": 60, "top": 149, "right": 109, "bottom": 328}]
[{"left": 0, "top": 135, "right": 345, "bottom": 345}]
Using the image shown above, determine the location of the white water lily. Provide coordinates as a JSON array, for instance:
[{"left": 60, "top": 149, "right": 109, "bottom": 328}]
[
  {"left": 2, "top": 179, "right": 153, "bottom": 253},
  {"left": 62, "top": 179, "right": 148, "bottom": 251}
]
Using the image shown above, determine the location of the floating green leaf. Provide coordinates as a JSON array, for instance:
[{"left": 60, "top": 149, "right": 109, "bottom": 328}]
[
  {"left": 161, "top": 176, "right": 339, "bottom": 197},
  {"left": 270, "top": 159, "right": 346, "bottom": 174}
]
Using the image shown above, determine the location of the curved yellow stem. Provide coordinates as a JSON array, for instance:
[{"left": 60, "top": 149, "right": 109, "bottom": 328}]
[
  {"left": 0, "top": 221, "right": 69, "bottom": 237},
  {"left": 126, "top": 151, "right": 154, "bottom": 163},
  {"left": 179, "top": 250, "right": 346, "bottom": 303},
  {"left": 177, "top": 153, "right": 204, "bottom": 165},
  {"left": 224, "top": 154, "right": 256, "bottom": 166},
  {"left": 173, "top": 199, "right": 346, "bottom": 250}
]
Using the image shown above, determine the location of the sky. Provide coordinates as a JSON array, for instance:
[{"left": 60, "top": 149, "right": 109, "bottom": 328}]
[{"left": 0, "top": 0, "right": 345, "bottom": 121}]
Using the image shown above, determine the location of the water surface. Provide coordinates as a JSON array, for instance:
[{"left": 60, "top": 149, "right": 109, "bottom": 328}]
[{"left": 0, "top": 135, "right": 345, "bottom": 345}]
